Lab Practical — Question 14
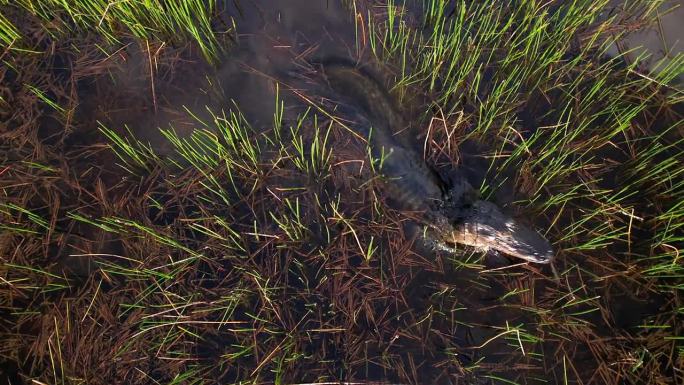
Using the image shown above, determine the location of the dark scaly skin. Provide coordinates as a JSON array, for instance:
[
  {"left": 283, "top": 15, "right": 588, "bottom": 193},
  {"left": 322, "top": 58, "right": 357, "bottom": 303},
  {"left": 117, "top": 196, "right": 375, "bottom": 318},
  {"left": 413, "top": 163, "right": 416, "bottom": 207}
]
[
  {"left": 319, "top": 62, "right": 444, "bottom": 203},
  {"left": 319, "top": 59, "right": 554, "bottom": 264}
]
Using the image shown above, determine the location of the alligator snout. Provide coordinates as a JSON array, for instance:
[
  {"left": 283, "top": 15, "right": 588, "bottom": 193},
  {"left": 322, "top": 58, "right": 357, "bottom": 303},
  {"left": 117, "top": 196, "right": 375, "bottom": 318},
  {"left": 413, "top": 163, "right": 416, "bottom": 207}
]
[{"left": 448, "top": 200, "right": 554, "bottom": 264}]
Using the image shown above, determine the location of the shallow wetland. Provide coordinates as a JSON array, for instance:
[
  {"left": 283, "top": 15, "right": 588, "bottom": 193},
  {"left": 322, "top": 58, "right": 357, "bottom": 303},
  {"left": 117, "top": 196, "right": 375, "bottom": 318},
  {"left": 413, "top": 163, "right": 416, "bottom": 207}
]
[{"left": 0, "top": 1, "right": 683, "bottom": 384}]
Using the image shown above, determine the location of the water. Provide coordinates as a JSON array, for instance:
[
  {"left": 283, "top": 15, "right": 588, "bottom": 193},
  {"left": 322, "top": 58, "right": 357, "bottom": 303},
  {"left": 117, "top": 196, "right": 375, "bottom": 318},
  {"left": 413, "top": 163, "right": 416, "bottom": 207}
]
[{"left": 4, "top": 1, "right": 678, "bottom": 384}]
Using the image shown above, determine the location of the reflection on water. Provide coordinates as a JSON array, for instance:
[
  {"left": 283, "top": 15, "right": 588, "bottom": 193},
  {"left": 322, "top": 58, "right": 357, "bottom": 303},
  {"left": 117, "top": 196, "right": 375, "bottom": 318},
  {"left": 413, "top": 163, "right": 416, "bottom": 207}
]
[{"left": 603, "top": 0, "right": 684, "bottom": 88}]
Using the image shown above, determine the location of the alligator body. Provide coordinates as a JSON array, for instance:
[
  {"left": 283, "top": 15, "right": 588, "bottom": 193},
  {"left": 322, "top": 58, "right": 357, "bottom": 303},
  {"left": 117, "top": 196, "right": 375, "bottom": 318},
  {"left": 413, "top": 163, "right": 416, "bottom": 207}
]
[{"left": 318, "top": 59, "right": 553, "bottom": 264}]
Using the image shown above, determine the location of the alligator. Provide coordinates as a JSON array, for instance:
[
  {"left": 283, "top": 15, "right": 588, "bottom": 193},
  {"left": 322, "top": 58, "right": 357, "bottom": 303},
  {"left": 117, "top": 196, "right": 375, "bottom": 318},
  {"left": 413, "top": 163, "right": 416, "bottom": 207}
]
[{"left": 318, "top": 59, "right": 553, "bottom": 264}]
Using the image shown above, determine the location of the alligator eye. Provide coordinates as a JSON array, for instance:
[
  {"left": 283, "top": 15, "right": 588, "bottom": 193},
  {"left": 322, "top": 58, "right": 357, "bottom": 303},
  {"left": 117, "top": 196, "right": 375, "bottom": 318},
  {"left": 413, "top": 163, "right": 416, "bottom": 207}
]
[{"left": 504, "top": 220, "right": 517, "bottom": 232}]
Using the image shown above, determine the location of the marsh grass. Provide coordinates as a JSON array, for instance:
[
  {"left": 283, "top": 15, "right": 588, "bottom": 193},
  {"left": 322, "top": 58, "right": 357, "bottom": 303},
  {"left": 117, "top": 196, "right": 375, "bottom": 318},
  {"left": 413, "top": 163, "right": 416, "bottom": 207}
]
[
  {"left": 0, "top": 11, "right": 20, "bottom": 48},
  {"left": 33, "top": 87, "right": 407, "bottom": 382},
  {"left": 1, "top": 0, "right": 228, "bottom": 61},
  {"left": 360, "top": 0, "right": 683, "bottom": 382},
  {"left": 1, "top": 0, "right": 683, "bottom": 384}
]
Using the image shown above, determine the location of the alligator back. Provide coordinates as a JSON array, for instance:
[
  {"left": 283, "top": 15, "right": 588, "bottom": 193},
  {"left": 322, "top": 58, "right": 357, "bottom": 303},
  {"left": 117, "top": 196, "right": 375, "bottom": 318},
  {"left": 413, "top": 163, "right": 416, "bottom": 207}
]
[{"left": 317, "top": 59, "right": 446, "bottom": 210}]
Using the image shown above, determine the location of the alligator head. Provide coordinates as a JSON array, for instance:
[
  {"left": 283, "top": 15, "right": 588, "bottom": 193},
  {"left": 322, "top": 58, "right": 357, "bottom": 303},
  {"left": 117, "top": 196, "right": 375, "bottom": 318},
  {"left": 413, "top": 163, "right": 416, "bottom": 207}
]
[{"left": 446, "top": 200, "right": 554, "bottom": 264}]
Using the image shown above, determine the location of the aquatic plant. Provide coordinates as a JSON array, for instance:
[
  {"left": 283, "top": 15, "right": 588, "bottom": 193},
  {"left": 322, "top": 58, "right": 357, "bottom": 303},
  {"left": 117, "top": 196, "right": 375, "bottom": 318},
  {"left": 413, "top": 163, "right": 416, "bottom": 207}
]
[{"left": 0, "top": 0, "right": 682, "bottom": 384}]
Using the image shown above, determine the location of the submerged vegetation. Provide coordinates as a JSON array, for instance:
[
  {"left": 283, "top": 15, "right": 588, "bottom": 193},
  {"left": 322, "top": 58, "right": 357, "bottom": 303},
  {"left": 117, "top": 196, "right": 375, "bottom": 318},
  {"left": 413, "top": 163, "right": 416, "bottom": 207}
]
[{"left": 1, "top": 0, "right": 683, "bottom": 384}]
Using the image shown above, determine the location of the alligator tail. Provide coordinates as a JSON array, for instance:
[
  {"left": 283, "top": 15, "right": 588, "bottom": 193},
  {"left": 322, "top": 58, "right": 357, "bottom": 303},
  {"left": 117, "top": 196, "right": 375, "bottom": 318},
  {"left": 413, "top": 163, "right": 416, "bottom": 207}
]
[{"left": 313, "top": 57, "right": 403, "bottom": 134}]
